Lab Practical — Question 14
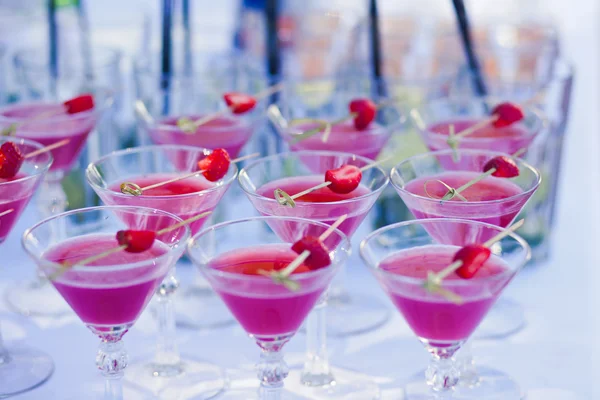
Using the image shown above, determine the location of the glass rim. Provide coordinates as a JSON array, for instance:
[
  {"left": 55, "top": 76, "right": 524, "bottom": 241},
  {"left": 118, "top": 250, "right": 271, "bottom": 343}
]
[
  {"left": 0, "top": 137, "right": 53, "bottom": 185},
  {"left": 187, "top": 215, "right": 351, "bottom": 282},
  {"left": 13, "top": 45, "right": 122, "bottom": 71},
  {"left": 86, "top": 144, "right": 239, "bottom": 200},
  {"left": 390, "top": 148, "right": 541, "bottom": 206},
  {"left": 22, "top": 205, "right": 190, "bottom": 273},
  {"left": 359, "top": 217, "right": 531, "bottom": 287},
  {"left": 416, "top": 96, "right": 545, "bottom": 142},
  {"left": 238, "top": 150, "right": 390, "bottom": 206}
]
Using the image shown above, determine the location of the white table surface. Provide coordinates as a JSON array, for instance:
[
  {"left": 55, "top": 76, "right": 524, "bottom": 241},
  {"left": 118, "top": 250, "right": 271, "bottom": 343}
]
[{"left": 1, "top": 0, "right": 599, "bottom": 399}]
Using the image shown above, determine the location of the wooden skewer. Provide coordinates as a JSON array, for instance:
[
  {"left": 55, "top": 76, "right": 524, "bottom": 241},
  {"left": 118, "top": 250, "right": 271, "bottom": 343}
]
[
  {"left": 0, "top": 209, "right": 14, "bottom": 218},
  {"left": 24, "top": 139, "right": 70, "bottom": 159}
]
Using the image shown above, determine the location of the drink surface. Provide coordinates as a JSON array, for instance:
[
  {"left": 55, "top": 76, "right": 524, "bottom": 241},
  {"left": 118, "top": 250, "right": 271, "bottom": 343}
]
[
  {"left": 207, "top": 244, "right": 329, "bottom": 337},
  {"left": 43, "top": 234, "right": 169, "bottom": 327},
  {"left": 116, "top": 174, "right": 215, "bottom": 196},
  {"left": 378, "top": 245, "right": 510, "bottom": 342},
  {"left": 286, "top": 121, "right": 390, "bottom": 160},
  {"left": 0, "top": 103, "right": 96, "bottom": 172}
]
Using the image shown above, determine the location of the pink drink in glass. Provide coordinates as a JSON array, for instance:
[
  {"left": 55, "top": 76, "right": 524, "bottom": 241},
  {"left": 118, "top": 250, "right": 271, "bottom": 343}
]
[
  {"left": 0, "top": 174, "right": 34, "bottom": 242},
  {"left": 285, "top": 121, "right": 391, "bottom": 160},
  {"left": 104, "top": 174, "right": 218, "bottom": 235},
  {"left": 207, "top": 244, "right": 328, "bottom": 338},
  {"left": 149, "top": 115, "right": 254, "bottom": 158},
  {"left": 0, "top": 103, "right": 97, "bottom": 172},
  {"left": 423, "top": 118, "right": 537, "bottom": 156},
  {"left": 254, "top": 175, "right": 371, "bottom": 238},
  {"left": 378, "top": 245, "right": 510, "bottom": 343},
  {"left": 43, "top": 234, "right": 169, "bottom": 328}
]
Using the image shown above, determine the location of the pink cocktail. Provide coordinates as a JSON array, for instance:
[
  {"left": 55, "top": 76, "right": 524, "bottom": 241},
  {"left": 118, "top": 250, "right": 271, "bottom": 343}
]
[
  {"left": 149, "top": 115, "right": 254, "bottom": 158},
  {"left": 0, "top": 102, "right": 98, "bottom": 173},
  {"left": 283, "top": 120, "right": 392, "bottom": 160}
]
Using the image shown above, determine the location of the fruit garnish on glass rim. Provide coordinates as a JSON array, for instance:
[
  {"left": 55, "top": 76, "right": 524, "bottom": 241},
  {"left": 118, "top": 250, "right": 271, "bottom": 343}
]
[
  {"left": 274, "top": 158, "right": 388, "bottom": 208},
  {"left": 424, "top": 154, "right": 522, "bottom": 203},
  {"left": 0, "top": 139, "right": 70, "bottom": 179},
  {"left": 49, "top": 211, "right": 213, "bottom": 280},
  {"left": 259, "top": 214, "right": 347, "bottom": 291},
  {"left": 423, "top": 219, "right": 524, "bottom": 304},
  {"left": 1, "top": 94, "right": 95, "bottom": 137},
  {"left": 119, "top": 150, "right": 258, "bottom": 196},
  {"left": 176, "top": 83, "right": 283, "bottom": 133}
]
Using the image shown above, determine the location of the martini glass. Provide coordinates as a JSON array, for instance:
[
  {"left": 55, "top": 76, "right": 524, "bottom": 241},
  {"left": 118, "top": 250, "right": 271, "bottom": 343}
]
[
  {"left": 391, "top": 149, "right": 540, "bottom": 394},
  {"left": 22, "top": 206, "right": 190, "bottom": 400},
  {"left": 187, "top": 216, "right": 351, "bottom": 400},
  {"left": 0, "top": 137, "right": 54, "bottom": 397},
  {"left": 86, "top": 145, "right": 233, "bottom": 397},
  {"left": 360, "top": 218, "right": 531, "bottom": 399},
  {"left": 272, "top": 77, "right": 404, "bottom": 160},
  {"left": 134, "top": 52, "right": 266, "bottom": 157},
  {"left": 239, "top": 150, "right": 388, "bottom": 397},
  {"left": 413, "top": 96, "right": 545, "bottom": 156}
]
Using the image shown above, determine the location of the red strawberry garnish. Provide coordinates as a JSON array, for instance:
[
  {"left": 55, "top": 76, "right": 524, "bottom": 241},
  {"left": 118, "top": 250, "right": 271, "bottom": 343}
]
[
  {"left": 291, "top": 236, "right": 331, "bottom": 270},
  {"left": 349, "top": 98, "right": 376, "bottom": 130},
  {"left": 491, "top": 102, "right": 524, "bottom": 128},
  {"left": 483, "top": 156, "right": 520, "bottom": 178},
  {"left": 325, "top": 165, "right": 362, "bottom": 194},
  {"left": 116, "top": 230, "right": 156, "bottom": 253},
  {"left": 224, "top": 92, "right": 257, "bottom": 114},
  {"left": 197, "top": 148, "right": 231, "bottom": 182},
  {"left": 0, "top": 142, "right": 24, "bottom": 179},
  {"left": 454, "top": 245, "right": 491, "bottom": 279},
  {"left": 64, "top": 94, "right": 95, "bottom": 114}
]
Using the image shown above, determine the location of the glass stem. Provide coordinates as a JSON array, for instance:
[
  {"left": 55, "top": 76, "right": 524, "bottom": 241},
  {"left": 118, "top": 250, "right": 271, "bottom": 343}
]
[
  {"left": 96, "top": 340, "right": 128, "bottom": 400},
  {"left": 37, "top": 177, "right": 68, "bottom": 217},
  {"left": 455, "top": 340, "right": 478, "bottom": 386},
  {"left": 153, "top": 269, "right": 182, "bottom": 375},
  {"left": 425, "top": 351, "right": 459, "bottom": 392},
  {"left": 257, "top": 349, "right": 288, "bottom": 400},
  {"left": 301, "top": 293, "right": 334, "bottom": 386},
  {"left": 0, "top": 325, "right": 10, "bottom": 365}
]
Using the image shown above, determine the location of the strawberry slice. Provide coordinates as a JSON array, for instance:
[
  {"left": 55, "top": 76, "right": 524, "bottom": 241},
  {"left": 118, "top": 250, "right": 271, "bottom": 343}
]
[
  {"left": 483, "top": 156, "right": 520, "bottom": 178},
  {"left": 0, "top": 142, "right": 24, "bottom": 179},
  {"left": 64, "top": 94, "right": 95, "bottom": 114},
  {"left": 116, "top": 230, "right": 157, "bottom": 253},
  {"left": 325, "top": 165, "right": 362, "bottom": 194},
  {"left": 491, "top": 102, "right": 524, "bottom": 128},
  {"left": 291, "top": 236, "right": 331, "bottom": 270},
  {"left": 349, "top": 98, "right": 377, "bottom": 130},
  {"left": 197, "top": 148, "right": 231, "bottom": 182},
  {"left": 454, "top": 245, "right": 492, "bottom": 279},
  {"left": 224, "top": 92, "right": 257, "bottom": 114}
]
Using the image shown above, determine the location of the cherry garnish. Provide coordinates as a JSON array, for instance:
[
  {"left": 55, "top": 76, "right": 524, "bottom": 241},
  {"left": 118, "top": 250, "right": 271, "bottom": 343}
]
[
  {"left": 325, "top": 165, "right": 362, "bottom": 194},
  {"left": 197, "top": 148, "right": 231, "bottom": 182},
  {"left": 453, "top": 245, "right": 492, "bottom": 279},
  {"left": 483, "top": 156, "right": 520, "bottom": 178},
  {"left": 349, "top": 98, "right": 377, "bottom": 130},
  {"left": 64, "top": 94, "right": 95, "bottom": 114},
  {"left": 0, "top": 142, "right": 24, "bottom": 179},
  {"left": 291, "top": 236, "right": 331, "bottom": 270},
  {"left": 491, "top": 102, "right": 524, "bottom": 128},
  {"left": 116, "top": 230, "right": 157, "bottom": 253},
  {"left": 223, "top": 93, "right": 257, "bottom": 114}
]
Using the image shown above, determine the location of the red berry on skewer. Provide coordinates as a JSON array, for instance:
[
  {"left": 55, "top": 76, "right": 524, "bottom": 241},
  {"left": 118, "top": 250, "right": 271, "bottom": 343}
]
[
  {"left": 325, "top": 165, "right": 362, "bottom": 194},
  {"left": 0, "top": 142, "right": 24, "bottom": 179},
  {"left": 483, "top": 156, "right": 520, "bottom": 178},
  {"left": 349, "top": 98, "right": 377, "bottom": 130},
  {"left": 454, "top": 245, "right": 492, "bottom": 279},
  {"left": 291, "top": 236, "right": 331, "bottom": 270},
  {"left": 224, "top": 93, "right": 257, "bottom": 114},
  {"left": 197, "top": 148, "right": 231, "bottom": 182},
  {"left": 116, "top": 230, "right": 157, "bottom": 253},
  {"left": 64, "top": 94, "right": 95, "bottom": 114},
  {"left": 491, "top": 102, "right": 524, "bottom": 128}
]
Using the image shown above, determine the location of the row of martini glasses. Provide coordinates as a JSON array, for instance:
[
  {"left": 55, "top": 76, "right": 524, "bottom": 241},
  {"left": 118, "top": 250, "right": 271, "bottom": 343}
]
[{"left": 0, "top": 92, "right": 541, "bottom": 399}]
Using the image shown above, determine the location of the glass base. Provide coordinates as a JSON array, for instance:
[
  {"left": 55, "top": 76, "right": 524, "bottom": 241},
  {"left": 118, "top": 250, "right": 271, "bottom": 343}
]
[
  {"left": 473, "top": 298, "right": 526, "bottom": 340},
  {"left": 215, "top": 388, "right": 310, "bottom": 400},
  {"left": 295, "top": 369, "right": 381, "bottom": 399},
  {"left": 5, "top": 280, "right": 71, "bottom": 317},
  {"left": 125, "top": 357, "right": 227, "bottom": 399},
  {"left": 453, "top": 365, "right": 523, "bottom": 399},
  {"left": 173, "top": 285, "right": 236, "bottom": 329},
  {"left": 0, "top": 345, "right": 54, "bottom": 397},
  {"left": 324, "top": 292, "right": 391, "bottom": 338}
]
